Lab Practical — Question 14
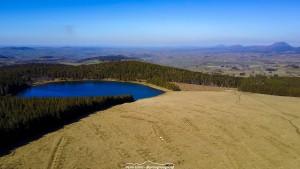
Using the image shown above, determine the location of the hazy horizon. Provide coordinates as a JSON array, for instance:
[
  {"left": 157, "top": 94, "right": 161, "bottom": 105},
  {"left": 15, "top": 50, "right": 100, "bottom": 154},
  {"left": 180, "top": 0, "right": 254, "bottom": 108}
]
[
  {"left": 0, "top": 41, "right": 299, "bottom": 48},
  {"left": 1, "top": 0, "right": 300, "bottom": 46}
]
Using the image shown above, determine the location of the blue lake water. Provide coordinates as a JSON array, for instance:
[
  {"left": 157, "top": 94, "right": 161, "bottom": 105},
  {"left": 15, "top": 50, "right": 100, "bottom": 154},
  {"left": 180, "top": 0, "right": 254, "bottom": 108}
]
[{"left": 17, "top": 81, "right": 164, "bottom": 100}]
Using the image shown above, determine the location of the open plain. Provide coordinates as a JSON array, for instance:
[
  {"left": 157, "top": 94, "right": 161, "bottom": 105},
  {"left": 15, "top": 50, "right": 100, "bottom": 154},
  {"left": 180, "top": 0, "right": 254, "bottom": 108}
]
[{"left": 1, "top": 87, "right": 300, "bottom": 169}]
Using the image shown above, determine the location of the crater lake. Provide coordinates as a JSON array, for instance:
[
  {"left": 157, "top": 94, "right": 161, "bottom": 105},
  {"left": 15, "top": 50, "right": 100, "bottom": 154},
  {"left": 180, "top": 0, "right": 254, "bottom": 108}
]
[{"left": 17, "top": 81, "right": 164, "bottom": 100}]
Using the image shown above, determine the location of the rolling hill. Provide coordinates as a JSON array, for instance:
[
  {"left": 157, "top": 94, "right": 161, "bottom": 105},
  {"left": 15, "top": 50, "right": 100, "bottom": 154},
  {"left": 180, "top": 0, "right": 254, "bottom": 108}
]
[{"left": 77, "top": 55, "right": 137, "bottom": 63}]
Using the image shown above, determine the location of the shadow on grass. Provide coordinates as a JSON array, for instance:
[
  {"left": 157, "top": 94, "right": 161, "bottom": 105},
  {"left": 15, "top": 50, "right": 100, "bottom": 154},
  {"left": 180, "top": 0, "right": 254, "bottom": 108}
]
[{"left": 0, "top": 104, "right": 126, "bottom": 157}]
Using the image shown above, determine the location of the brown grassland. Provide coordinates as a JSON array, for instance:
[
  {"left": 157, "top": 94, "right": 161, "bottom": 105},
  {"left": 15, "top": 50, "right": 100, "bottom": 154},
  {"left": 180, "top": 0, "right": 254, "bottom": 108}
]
[{"left": 1, "top": 85, "right": 300, "bottom": 169}]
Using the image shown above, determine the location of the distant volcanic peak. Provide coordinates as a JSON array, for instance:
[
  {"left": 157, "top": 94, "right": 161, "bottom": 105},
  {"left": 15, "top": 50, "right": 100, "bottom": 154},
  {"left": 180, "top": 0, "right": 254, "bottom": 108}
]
[
  {"left": 265, "top": 42, "right": 295, "bottom": 52},
  {"left": 270, "top": 42, "right": 292, "bottom": 48}
]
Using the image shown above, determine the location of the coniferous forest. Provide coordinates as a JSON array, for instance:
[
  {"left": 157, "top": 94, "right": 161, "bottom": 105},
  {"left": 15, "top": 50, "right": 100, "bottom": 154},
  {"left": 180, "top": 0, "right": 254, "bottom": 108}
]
[
  {"left": 238, "top": 75, "right": 300, "bottom": 97},
  {"left": 1, "top": 61, "right": 300, "bottom": 147}
]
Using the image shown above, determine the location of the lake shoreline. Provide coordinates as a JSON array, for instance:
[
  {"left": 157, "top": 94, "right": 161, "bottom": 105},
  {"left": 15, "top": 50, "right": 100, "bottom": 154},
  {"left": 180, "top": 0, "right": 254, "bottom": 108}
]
[
  {"left": 32, "top": 78, "right": 170, "bottom": 92},
  {"left": 17, "top": 79, "right": 166, "bottom": 100}
]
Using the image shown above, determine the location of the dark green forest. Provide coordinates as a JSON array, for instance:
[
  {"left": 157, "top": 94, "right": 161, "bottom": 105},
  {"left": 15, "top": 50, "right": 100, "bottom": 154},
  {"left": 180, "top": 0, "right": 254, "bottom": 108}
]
[
  {"left": 238, "top": 75, "right": 300, "bottom": 97},
  {"left": 0, "top": 95, "right": 133, "bottom": 145}
]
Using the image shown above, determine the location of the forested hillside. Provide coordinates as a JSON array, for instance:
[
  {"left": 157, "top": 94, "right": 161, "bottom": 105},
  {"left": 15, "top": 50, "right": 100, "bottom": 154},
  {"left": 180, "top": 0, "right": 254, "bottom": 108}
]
[{"left": 0, "top": 61, "right": 242, "bottom": 95}]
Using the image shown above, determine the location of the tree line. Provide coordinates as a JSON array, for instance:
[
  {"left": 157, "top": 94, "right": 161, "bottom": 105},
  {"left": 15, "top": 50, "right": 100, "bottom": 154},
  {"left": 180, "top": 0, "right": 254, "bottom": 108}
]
[
  {"left": 238, "top": 75, "right": 300, "bottom": 97},
  {"left": 0, "top": 61, "right": 242, "bottom": 95}
]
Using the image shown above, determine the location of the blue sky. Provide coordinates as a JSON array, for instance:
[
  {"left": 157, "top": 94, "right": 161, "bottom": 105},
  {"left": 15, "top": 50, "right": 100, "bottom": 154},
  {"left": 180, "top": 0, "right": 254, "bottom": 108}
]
[{"left": 0, "top": 0, "right": 299, "bottom": 46}]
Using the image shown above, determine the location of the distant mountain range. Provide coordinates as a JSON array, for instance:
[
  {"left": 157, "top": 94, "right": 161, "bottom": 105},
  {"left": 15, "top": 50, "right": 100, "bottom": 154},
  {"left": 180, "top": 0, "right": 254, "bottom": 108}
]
[
  {"left": 208, "top": 42, "right": 300, "bottom": 53},
  {"left": 0, "top": 42, "right": 299, "bottom": 60},
  {"left": 0, "top": 55, "right": 10, "bottom": 59},
  {"left": 1, "top": 47, "right": 35, "bottom": 51}
]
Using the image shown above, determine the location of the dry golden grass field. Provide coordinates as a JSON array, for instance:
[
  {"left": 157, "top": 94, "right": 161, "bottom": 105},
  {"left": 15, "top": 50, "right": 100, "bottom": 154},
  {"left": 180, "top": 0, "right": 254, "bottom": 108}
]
[{"left": 1, "top": 85, "right": 300, "bottom": 169}]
